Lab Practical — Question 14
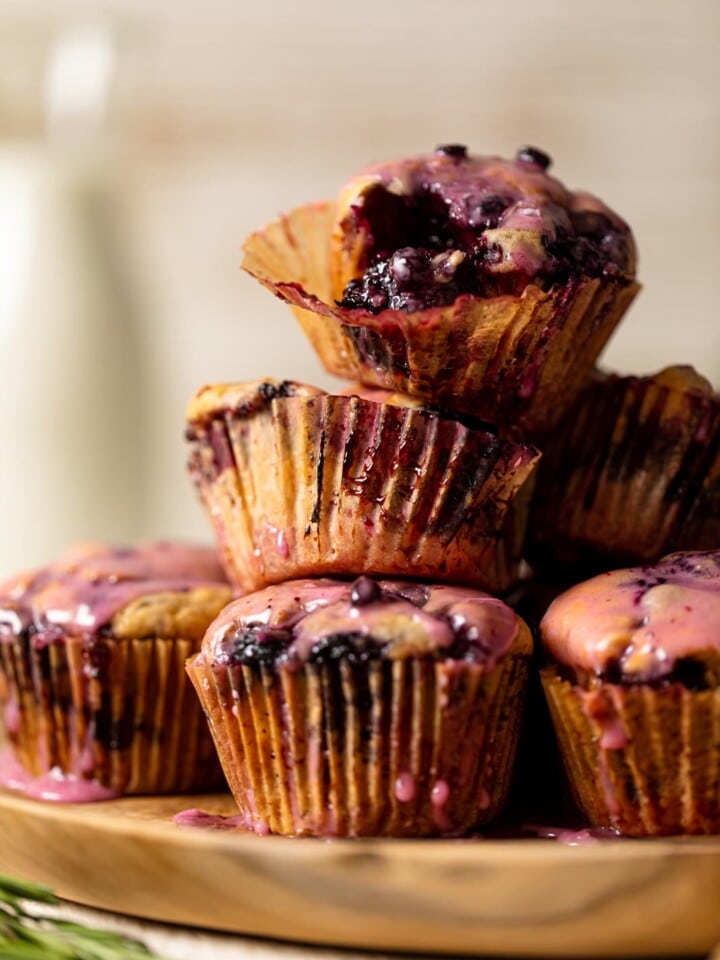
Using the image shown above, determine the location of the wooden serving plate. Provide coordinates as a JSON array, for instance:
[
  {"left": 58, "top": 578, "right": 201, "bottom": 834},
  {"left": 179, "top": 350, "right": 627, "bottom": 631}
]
[{"left": 0, "top": 788, "right": 719, "bottom": 958}]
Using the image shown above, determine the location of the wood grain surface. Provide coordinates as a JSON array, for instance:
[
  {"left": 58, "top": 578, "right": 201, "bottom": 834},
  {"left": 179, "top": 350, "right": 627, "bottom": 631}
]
[{"left": 0, "top": 789, "right": 719, "bottom": 957}]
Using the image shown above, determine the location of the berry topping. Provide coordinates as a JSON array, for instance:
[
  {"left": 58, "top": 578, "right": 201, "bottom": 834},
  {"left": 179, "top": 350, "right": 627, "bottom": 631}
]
[
  {"left": 308, "top": 631, "right": 381, "bottom": 664},
  {"left": 435, "top": 143, "right": 468, "bottom": 159},
  {"left": 227, "top": 626, "right": 293, "bottom": 666},
  {"left": 516, "top": 146, "right": 552, "bottom": 169},
  {"left": 335, "top": 147, "right": 633, "bottom": 314},
  {"left": 350, "top": 576, "right": 383, "bottom": 607}
]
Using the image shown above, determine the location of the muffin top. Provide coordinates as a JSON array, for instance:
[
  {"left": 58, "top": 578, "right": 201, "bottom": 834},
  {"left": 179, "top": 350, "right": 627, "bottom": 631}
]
[
  {"left": 0, "top": 541, "right": 232, "bottom": 640},
  {"left": 541, "top": 551, "right": 720, "bottom": 683},
  {"left": 332, "top": 144, "right": 636, "bottom": 312},
  {"left": 186, "top": 379, "right": 322, "bottom": 431},
  {"left": 201, "top": 576, "right": 530, "bottom": 669}
]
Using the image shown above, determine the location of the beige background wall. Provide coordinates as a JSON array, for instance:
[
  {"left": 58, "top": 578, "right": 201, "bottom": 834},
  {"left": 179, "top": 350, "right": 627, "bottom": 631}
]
[{"left": 0, "top": 0, "right": 718, "bottom": 572}]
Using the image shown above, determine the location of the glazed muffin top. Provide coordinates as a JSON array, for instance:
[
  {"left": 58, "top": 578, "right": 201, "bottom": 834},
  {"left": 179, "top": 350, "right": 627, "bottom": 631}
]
[
  {"left": 540, "top": 551, "right": 720, "bottom": 684},
  {"left": 0, "top": 541, "right": 232, "bottom": 641},
  {"left": 200, "top": 576, "right": 531, "bottom": 669},
  {"left": 331, "top": 144, "right": 636, "bottom": 312}
]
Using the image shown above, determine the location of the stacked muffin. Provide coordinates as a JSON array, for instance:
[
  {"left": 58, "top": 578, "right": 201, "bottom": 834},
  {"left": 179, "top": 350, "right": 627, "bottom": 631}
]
[{"left": 185, "top": 144, "right": 645, "bottom": 837}]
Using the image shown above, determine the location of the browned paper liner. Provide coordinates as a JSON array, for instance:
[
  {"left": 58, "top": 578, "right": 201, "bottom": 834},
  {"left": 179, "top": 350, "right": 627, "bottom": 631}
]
[
  {"left": 188, "top": 392, "right": 540, "bottom": 593},
  {"left": 241, "top": 202, "right": 640, "bottom": 434},
  {"left": 542, "top": 668, "right": 720, "bottom": 836},
  {"left": 188, "top": 640, "right": 530, "bottom": 837},
  {"left": 530, "top": 372, "right": 720, "bottom": 568},
  {"left": 0, "top": 633, "right": 224, "bottom": 795}
]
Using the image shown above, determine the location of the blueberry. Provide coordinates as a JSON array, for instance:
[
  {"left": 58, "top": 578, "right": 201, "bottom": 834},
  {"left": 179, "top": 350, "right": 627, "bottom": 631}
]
[
  {"left": 516, "top": 146, "right": 552, "bottom": 170},
  {"left": 308, "top": 632, "right": 381, "bottom": 664},
  {"left": 467, "top": 193, "right": 508, "bottom": 229},
  {"left": 435, "top": 144, "right": 468, "bottom": 159},
  {"left": 350, "top": 576, "right": 382, "bottom": 606},
  {"left": 227, "top": 627, "right": 292, "bottom": 666}
]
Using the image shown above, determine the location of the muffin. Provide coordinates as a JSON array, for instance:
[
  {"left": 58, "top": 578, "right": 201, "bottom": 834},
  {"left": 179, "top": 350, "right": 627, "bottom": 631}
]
[
  {"left": 0, "top": 541, "right": 232, "bottom": 799},
  {"left": 241, "top": 144, "right": 639, "bottom": 433},
  {"left": 540, "top": 550, "right": 720, "bottom": 835},
  {"left": 530, "top": 365, "right": 720, "bottom": 573},
  {"left": 187, "top": 575, "right": 532, "bottom": 837},
  {"left": 186, "top": 378, "right": 540, "bottom": 594}
]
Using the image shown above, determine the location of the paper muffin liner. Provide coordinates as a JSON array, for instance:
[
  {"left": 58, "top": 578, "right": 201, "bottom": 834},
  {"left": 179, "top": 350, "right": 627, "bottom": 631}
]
[
  {"left": 187, "top": 641, "right": 530, "bottom": 837},
  {"left": 241, "top": 202, "right": 640, "bottom": 434},
  {"left": 542, "top": 667, "right": 720, "bottom": 836},
  {"left": 529, "top": 369, "right": 720, "bottom": 569},
  {"left": 0, "top": 631, "right": 224, "bottom": 795},
  {"left": 187, "top": 390, "right": 540, "bottom": 594}
]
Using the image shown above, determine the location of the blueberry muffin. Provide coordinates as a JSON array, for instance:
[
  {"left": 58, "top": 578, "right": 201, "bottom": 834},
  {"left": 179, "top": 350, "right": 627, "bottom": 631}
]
[
  {"left": 241, "top": 145, "right": 639, "bottom": 433},
  {"left": 530, "top": 365, "right": 720, "bottom": 573},
  {"left": 541, "top": 550, "right": 720, "bottom": 835},
  {"left": 0, "top": 541, "right": 232, "bottom": 799},
  {"left": 186, "top": 378, "right": 540, "bottom": 594},
  {"left": 187, "top": 576, "right": 532, "bottom": 837}
]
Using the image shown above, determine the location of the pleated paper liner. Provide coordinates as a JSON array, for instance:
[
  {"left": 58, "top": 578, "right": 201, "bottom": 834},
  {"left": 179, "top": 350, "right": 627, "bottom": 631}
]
[
  {"left": 542, "top": 667, "right": 720, "bottom": 836},
  {"left": 241, "top": 202, "right": 640, "bottom": 435},
  {"left": 187, "top": 632, "right": 531, "bottom": 837},
  {"left": 0, "top": 631, "right": 225, "bottom": 795},
  {"left": 529, "top": 367, "right": 720, "bottom": 571},
  {"left": 187, "top": 386, "right": 540, "bottom": 594}
]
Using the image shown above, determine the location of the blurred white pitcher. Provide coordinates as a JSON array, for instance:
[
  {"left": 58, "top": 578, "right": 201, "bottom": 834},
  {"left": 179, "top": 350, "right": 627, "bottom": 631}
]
[{"left": 0, "top": 24, "right": 144, "bottom": 578}]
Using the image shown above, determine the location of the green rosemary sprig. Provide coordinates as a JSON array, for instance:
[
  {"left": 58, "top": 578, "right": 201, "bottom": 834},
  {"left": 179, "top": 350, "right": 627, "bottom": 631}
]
[{"left": 0, "top": 874, "right": 163, "bottom": 959}]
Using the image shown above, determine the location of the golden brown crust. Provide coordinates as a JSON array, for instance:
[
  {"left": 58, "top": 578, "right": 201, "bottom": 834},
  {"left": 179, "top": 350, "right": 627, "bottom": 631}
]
[
  {"left": 110, "top": 585, "right": 232, "bottom": 641},
  {"left": 186, "top": 380, "right": 322, "bottom": 428}
]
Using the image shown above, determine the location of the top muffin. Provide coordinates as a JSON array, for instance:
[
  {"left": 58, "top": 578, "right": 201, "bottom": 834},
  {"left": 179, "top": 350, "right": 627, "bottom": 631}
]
[
  {"left": 241, "top": 145, "right": 640, "bottom": 433},
  {"left": 331, "top": 144, "right": 636, "bottom": 311}
]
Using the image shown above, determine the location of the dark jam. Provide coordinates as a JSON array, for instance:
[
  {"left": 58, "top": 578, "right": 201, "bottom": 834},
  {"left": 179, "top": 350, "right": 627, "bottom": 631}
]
[{"left": 338, "top": 147, "right": 632, "bottom": 314}]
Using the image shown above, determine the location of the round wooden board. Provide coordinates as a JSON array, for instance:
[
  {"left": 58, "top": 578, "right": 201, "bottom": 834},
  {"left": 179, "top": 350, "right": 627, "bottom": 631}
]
[{"left": 0, "top": 789, "right": 719, "bottom": 958}]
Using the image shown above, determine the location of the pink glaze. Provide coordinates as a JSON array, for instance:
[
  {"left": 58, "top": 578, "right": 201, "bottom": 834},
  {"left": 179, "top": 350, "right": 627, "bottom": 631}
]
[
  {"left": 338, "top": 149, "right": 635, "bottom": 280},
  {"left": 541, "top": 551, "right": 720, "bottom": 681},
  {"left": 581, "top": 689, "right": 628, "bottom": 749},
  {"left": 173, "top": 807, "right": 269, "bottom": 835},
  {"left": 527, "top": 824, "right": 621, "bottom": 844},
  {"left": 394, "top": 772, "right": 416, "bottom": 803},
  {"left": 597, "top": 754, "right": 621, "bottom": 819},
  {"left": 478, "top": 787, "right": 491, "bottom": 811},
  {"left": 431, "top": 779, "right": 450, "bottom": 807},
  {"left": 430, "top": 779, "right": 452, "bottom": 832},
  {"left": 0, "top": 541, "right": 226, "bottom": 636},
  {"left": 3, "top": 698, "right": 19, "bottom": 736},
  {"left": 0, "top": 748, "right": 117, "bottom": 803},
  {"left": 294, "top": 599, "right": 454, "bottom": 658},
  {"left": 202, "top": 578, "right": 519, "bottom": 666}
]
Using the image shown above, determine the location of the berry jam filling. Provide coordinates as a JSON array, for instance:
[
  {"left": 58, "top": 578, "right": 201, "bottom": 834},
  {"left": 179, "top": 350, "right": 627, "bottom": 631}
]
[
  {"left": 308, "top": 631, "right": 382, "bottom": 665},
  {"left": 338, "top": 146, "right": 632, "bottom": 314},
  {"left": 225, "top": 626, "right": 294, "bottom": 667}
]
